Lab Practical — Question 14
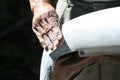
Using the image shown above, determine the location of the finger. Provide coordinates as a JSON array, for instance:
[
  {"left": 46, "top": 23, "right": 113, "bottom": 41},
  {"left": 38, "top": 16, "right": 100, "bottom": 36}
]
[
  {"left": 41, "top": 43, "right": 48, "bottom": 51},
  {"left": 33, "top": 27, "right": 53, "bottom": 51},
  {"left": 33, "top": 28, "right": 48, "bottom": 50},
  {"left": 48, "top": 17, "right": 58, "bottom": 28},
  {"left": 48, "top": 11, "right": 58, "bottom": 19},
  {"left": 38, "top": 14, "right": 51, "bottom": 32},
  {"left": 43, "top": 34, "right": 54, "bottom": 51},
  {"left": 32, "top": 24, "right": 46, "bottom": 36},
  {"left": 47, "top": 30, "right": 60, "bottom": 47},
  {"left": 40, "top": 38, "right": 48, "bottom": 51},
  {"left": 48, "top": 11, "right": 58, "bottom": 28},
  {"left": 47, "top": 15, "right": 64, "bottom": 47},
  {"left": 52, "top": 26, "right": 64, "bottom": 42},
  {"left": 53, "top": 27, "right": 63, "bottom": 47},
  {"left": 32, "top": 23, "right": 49, "bottom": 50}
]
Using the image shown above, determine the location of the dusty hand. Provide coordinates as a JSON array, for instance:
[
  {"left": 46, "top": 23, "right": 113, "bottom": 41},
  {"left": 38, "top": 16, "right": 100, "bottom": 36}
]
[{"left": 32, "top": 2, "right": 64, "bottom": 51}]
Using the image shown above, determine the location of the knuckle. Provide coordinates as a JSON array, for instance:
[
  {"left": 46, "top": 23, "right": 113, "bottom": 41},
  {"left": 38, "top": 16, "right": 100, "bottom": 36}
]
[{"left": 50, "top": 11, "right": 58, "bottom": 17}]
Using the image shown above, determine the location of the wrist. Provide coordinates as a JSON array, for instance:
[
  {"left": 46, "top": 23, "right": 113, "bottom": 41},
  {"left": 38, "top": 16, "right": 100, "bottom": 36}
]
[{"left": 29, "top": 0, "right": 50, "bottom": 12}]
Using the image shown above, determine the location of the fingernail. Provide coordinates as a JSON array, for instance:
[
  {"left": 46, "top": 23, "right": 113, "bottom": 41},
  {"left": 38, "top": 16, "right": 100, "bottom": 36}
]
[
  {"left": 54, "top": 40, "right": 60, "bottom": 47},
  {"left": 49, "top": 44, "right": 54, "bottom": 51},
  {"left": 43, "top": 45, "right": 48, "bottom": 51}
]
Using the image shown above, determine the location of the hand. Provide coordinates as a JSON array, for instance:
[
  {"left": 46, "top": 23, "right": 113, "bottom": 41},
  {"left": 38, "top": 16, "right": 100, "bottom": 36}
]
[{"left": 32, "top": 2, "right": 64, "bottom": 51}]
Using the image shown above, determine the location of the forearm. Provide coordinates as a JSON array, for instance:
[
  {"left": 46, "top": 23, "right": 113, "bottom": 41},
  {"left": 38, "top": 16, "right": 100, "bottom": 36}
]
[{"left": 29, "top": 0, "right": 50, "bottom": 12}]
